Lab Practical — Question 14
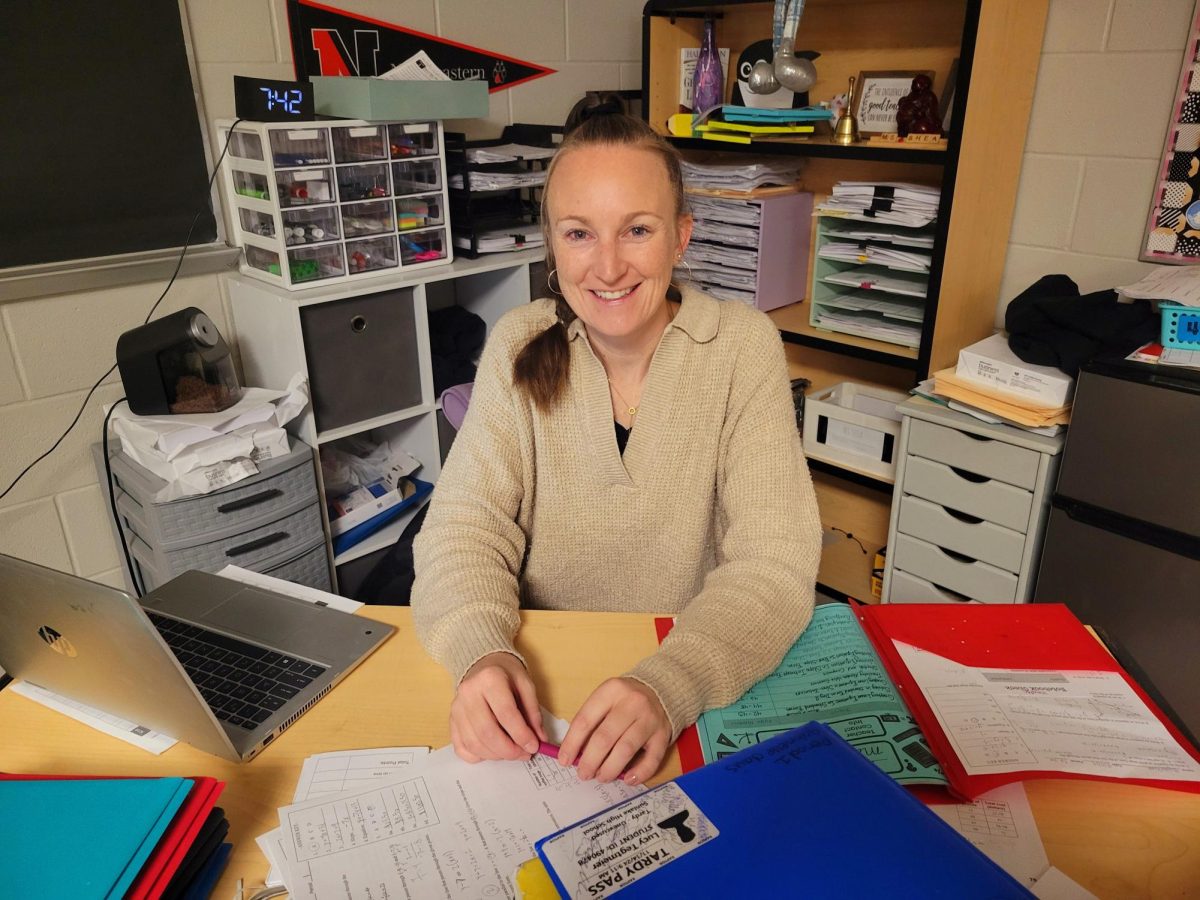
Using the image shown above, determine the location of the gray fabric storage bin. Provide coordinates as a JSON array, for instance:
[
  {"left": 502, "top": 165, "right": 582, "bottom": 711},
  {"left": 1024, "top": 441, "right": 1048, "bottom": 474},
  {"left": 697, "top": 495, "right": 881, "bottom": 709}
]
[
  {"left": 300, "top": 287, "right": 423, "bottom": 432},
  {"left": 106, "top": 439, "right": 319, "bottom": 547}
]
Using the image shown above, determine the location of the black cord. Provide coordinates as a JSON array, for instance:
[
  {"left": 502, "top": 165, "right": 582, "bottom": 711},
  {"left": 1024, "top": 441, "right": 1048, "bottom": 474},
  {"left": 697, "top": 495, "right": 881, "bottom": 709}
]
[
  {"left": 831, "top": 527, "right": 868, "bottom": 554},
  {"left": 0, "top": 119, "right": 243, "bottom": 504},
  {"left": 102, "top": 397, "right": 139, "bottom": 597}
]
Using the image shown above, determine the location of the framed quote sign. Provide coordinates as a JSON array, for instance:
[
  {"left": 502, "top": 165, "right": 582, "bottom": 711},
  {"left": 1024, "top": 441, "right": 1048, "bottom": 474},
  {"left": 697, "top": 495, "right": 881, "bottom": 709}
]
[{"left": 853, "top": 70, "right": 934, "bottom": 135}]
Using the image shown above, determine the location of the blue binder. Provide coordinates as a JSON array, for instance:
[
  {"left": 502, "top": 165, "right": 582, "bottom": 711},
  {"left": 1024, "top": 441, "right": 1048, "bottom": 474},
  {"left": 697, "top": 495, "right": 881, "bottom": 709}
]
[{"left": 534, "top": 722, "right": 1032, "bottom": 898}]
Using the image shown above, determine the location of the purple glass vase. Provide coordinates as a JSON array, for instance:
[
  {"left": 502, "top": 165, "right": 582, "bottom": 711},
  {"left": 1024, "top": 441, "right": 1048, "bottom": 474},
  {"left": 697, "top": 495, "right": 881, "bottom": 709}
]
[{"left": 692, "top": 17, "right": 723, "bottom": 114}]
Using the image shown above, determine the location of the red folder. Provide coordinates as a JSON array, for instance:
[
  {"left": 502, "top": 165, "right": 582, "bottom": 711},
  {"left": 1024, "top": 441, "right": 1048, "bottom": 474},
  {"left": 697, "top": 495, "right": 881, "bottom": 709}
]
[
  {"left": 653, "top": 617, "right": 706, "bottom": 774},
  {"left": 0, "top": 773, "right": 224, "bottom": 898},
  {"left": 855, "top": 602, "right": 1200, "bottom": 799}
]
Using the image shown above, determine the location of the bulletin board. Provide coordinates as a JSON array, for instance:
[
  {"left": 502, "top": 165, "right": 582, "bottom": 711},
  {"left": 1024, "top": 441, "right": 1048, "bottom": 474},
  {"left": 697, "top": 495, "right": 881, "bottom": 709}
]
[
  {"left": 0, "top": 2, "right": 216, "bottom": 270},
  {"left": 1143, "top": 0, "right": 1200, "bottom": 263}
]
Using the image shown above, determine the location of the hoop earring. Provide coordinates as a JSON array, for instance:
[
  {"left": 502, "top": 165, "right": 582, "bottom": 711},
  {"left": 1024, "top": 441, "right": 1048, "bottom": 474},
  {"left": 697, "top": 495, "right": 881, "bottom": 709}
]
[
  {"left": 547, "top": 267, "right": 562, "bottom": 295},
  {"left": 674, "top": 257, "right": 694, "bottom": 281}
]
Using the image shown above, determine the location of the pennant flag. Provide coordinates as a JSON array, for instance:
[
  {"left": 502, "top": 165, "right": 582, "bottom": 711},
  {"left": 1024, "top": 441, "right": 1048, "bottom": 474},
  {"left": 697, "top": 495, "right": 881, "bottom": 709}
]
[{"left": 287, "top": 0, "right": 556, "bottom": 92}]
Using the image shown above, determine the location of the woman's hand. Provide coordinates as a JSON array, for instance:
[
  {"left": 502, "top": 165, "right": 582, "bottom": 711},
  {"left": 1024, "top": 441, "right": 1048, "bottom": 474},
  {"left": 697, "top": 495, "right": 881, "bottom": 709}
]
[
  {"left": 450, "top": 652, "right": 547, "bottom": 763},
  {"left": 558, "top": 678, "right": 671, "bottom": 785}
]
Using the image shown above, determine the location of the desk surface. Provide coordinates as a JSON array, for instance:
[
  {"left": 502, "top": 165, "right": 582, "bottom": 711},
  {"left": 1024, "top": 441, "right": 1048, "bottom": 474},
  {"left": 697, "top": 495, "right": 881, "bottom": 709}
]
[{"left": 1, "top": 608, "right": 1198, "bottom": 899}]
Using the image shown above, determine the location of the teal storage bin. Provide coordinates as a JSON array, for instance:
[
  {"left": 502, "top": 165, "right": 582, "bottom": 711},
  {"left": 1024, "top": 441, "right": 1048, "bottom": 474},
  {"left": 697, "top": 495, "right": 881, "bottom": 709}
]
[
  {"left": 311, "top": 77, "right": 488, "bottom": 121},
  {"left": 1160, "top": 301, "right": 1200, "bottom": 349}
]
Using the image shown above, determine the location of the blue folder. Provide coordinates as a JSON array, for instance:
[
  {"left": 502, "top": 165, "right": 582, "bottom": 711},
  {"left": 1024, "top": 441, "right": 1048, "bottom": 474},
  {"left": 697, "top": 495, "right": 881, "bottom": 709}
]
[
  {"left": 535, "top": 722, "right": 1032, "bottom": 898},
  {"left": 0, "top": 776, "right": 193, "bottom": 900},
  {"left": 331, "top": 477, "right": 433, "bottom": 556}
]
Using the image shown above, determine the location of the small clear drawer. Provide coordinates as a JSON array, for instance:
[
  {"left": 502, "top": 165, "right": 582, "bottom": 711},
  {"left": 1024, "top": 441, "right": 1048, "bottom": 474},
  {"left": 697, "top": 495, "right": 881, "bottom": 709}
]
[
  {"left": 269, "top": 127, "right": 332, "bottom": 167},
  {"left": 347, "top": 235, "right": 399, "bottom": 274},
  {"left": 333, "top": 125, "right": 388, "bottom": 162}
]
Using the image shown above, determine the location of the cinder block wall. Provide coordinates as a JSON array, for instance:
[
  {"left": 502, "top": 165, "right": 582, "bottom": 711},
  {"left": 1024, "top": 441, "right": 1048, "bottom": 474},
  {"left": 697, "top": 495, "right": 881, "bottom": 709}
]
[
  {"left": 0, "top": 0, "right": 1190, "bottom": 578},
  {"left": 999, "top": 0, "right": 1193, "bottom": 315}
]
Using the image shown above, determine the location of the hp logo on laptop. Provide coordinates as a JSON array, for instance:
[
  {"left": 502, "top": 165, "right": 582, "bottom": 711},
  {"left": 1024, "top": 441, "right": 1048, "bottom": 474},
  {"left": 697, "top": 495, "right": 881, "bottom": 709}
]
[{"left": 38, "top": 625, "right": 77, "bottom": 657}]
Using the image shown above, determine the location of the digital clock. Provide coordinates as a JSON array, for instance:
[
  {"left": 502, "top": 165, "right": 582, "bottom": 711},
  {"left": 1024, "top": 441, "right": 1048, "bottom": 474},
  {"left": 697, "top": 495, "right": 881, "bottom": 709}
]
[{"left": 233, "top": 75, "right": 315, "bottom": 122}]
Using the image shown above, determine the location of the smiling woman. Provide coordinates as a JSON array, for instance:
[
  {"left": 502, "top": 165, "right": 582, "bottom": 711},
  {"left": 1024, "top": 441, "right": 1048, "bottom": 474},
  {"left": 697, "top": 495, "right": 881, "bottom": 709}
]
[{"left": 410, "top": 96, "right": 823, "bottom": 789}]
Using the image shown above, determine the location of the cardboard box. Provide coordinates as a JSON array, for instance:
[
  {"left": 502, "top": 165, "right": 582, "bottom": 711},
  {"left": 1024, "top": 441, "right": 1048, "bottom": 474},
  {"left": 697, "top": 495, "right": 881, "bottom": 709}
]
[
  {"left": 956, "top": 333, "right": 1074, "bottom": 408},
  {"left": 802, "top": 382, "right": 907, "bottom": 481},
  {"left": 310, "top": 77, "right": 488, "bottom": 121}
]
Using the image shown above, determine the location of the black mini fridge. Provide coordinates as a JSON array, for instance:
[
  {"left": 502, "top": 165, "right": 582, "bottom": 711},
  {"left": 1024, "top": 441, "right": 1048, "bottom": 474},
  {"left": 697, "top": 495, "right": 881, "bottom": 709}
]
[{"left": 1034, "top": 355, "right": 1200, "bottom": 747}]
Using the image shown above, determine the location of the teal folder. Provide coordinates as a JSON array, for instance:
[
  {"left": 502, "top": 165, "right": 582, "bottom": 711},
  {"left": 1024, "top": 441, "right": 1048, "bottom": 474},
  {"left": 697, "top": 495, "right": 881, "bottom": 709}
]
[
  {"left": 535, "top": 722, "right": 1032, "bottom": 898},
  {"left": 0, "top": 776, "right": 193, "bottom": 899}
]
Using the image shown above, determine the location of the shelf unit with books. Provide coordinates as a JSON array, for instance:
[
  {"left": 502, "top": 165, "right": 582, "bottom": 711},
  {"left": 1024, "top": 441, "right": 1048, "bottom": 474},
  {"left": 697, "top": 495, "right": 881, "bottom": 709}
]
[{"left": 644, "top": 0, "right": 1049, "bottom": 601}]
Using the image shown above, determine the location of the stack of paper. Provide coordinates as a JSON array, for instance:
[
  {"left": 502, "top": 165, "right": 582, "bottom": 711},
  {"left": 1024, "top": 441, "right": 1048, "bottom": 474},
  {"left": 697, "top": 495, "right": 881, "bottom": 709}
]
[
  {"left": 823, "top": 224, "right": 936, "bottom": 249},
  {"left": 823, "top": 267, "right": 928, "bottom": 297},
  {"left": 0, "top": 774, "right": 229, "bottom": 899},
  {"left": 818, "top": 181, "right": 940, "bottom": 228},
  {"left": 450, "top": 169, "right": 547, "bottom": 190},
  {"left": 818, "top": 241, "right": 932, "bottom": 272},
  {"left": 1116, "top": 265, "right": 1200, "bottom": 306},
  {"left": 680, "top": 157, "right": 804, "bottom": 192},
  {"left": 110, "top": 374, "right": 309, "bottom": 501},
  {"left": 812, "top": 290, "right": 924, "bottom": 347},
  {"left": 453, "top": 222, "right": 544, "bottom": 253},
  {"left": 256, "top": 741, "right": 642, "bottom": 898},
  {"left": 914, "top": 333, "right": 1077, "bottom": 432},
  {"left": 465, "top": 143, "right": 557, "bottom": 164},
  {"left": 931, "top": 367, "right": 1071, "bottom": 429}
]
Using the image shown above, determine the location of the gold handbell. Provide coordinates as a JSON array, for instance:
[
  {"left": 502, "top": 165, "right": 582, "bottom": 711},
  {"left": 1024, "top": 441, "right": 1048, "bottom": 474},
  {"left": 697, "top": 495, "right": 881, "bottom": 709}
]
[{"left": 833, "top": 75, "right": 860, "bottom": 145}]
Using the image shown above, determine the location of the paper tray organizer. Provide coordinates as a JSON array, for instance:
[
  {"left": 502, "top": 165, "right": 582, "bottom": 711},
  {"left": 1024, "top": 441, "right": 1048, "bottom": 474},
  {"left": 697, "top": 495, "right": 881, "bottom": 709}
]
[{"left": 444, "top": 124, "right": 561, "bottom": 259}]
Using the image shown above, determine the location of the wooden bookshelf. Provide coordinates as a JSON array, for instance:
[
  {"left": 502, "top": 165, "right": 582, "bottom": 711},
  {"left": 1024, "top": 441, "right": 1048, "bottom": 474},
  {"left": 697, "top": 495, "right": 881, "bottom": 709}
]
[{"left": 646, "top": 0, "right": 1049, "bottom": 596}]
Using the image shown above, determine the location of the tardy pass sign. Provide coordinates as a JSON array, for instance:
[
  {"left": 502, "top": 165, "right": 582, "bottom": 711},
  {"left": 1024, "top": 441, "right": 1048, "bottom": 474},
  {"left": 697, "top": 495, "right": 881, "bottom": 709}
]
[{"left": 287, "top": 0, "right": 556, "bottom": 91}]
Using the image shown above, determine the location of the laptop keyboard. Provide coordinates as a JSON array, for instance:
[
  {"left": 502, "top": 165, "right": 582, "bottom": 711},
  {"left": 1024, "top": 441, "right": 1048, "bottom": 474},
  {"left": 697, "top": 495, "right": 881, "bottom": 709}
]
[{"left": 146, "top": 611, "right": 327, "bottom": 731}]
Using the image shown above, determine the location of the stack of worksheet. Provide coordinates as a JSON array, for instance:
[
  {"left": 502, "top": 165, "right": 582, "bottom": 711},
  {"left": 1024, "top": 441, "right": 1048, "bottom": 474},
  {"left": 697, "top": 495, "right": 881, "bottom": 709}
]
[
  {"left": 255, "top": 739, "right": 642, "bottom": 897},
  {"left": 808, "top": 198, "right": 939, "bottom": 348},
  {"left": 816, "top": 181, "right": 940, "bottom": 228},
  {"left": 682, "top": 190, "right": 813, "bottom": 310},
  {"left": 680, "top": 157, "right": 804, "bottom": 192}
]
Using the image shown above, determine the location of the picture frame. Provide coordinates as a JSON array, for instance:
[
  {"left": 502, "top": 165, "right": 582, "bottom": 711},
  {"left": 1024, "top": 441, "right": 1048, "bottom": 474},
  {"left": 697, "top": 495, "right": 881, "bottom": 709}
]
[
  {"left": 853, "top": 70, "right": 935, "bottom": 136},
  {"left": 1141, "top": 0, "right": 1200, "bottom": 263}
]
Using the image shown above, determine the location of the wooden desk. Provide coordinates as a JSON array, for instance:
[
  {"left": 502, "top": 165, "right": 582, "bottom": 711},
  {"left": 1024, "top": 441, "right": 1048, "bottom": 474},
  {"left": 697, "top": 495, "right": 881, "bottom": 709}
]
[{"left": 1, "top": 608, "right": 1198, "bottom": 899}]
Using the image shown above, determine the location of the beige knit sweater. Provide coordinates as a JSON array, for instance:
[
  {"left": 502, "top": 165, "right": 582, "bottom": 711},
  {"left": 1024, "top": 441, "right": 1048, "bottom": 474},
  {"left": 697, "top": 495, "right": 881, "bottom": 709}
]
[{"left": 411, "top": 286, "right": 823, "bottom": 737}]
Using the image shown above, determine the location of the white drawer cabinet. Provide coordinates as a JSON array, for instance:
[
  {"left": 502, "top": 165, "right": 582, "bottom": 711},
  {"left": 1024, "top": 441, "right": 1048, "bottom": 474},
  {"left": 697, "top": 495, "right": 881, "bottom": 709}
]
[{"left": 882, "top": 398, "right": 1064, "bottom": 604}]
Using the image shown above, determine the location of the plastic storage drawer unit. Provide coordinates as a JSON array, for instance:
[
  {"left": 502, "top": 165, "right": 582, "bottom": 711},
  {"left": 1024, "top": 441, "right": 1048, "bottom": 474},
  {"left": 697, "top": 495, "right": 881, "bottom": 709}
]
[
  {"left": 881, "top": 398, "right": 1063, "bottom": 604},
  {"left": 93, "top": 437, "right": 332, "bottom": 594}
]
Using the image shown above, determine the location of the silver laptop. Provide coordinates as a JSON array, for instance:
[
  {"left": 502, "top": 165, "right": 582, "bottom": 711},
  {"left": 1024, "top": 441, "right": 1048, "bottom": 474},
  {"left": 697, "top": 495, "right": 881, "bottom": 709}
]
[{"left": 0, "top": 554, "right": 394, "bottom": 762}]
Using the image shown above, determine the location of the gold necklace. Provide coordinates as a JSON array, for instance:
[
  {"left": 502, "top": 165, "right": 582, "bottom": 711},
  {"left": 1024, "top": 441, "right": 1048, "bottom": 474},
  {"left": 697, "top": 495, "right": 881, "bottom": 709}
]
[
  {"left": 605, "top": 301, "right": 678, "bottom": 420},
  {"left": 608, "top": 379, "right": 639, "bottom": 418}
]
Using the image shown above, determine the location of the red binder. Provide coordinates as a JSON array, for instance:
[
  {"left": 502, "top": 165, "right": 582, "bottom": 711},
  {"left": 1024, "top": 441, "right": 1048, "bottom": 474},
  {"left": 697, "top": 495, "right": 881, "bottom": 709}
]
[{"left": 855, "top": 602, "right": 1200, "bottom": 799}]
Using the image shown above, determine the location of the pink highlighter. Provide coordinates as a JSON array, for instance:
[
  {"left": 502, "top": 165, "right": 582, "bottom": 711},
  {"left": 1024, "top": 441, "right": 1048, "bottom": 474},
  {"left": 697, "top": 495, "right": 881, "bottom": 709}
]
[{"left": 537, "top": 740, "right": 633, "bottom": 779}]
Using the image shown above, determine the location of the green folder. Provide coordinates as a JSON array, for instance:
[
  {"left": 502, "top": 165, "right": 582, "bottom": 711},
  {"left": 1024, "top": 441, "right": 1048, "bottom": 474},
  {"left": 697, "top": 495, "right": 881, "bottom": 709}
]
[{"left": 0, "top": 776, "right": 193, "bottom": 899}]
